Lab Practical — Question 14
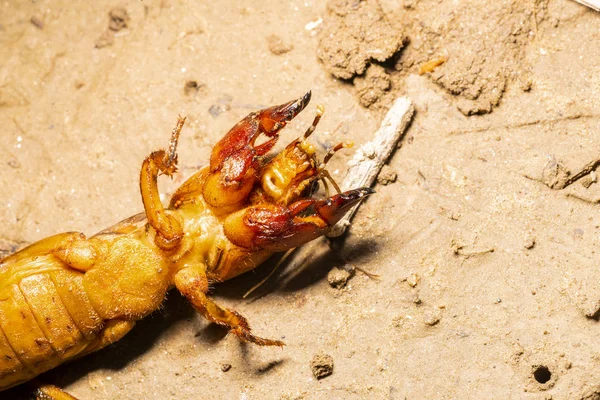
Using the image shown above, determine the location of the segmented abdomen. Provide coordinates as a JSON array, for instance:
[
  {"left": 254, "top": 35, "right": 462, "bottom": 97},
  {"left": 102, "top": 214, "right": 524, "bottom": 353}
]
[{"left": 0, "top": 260, "right": 103, "bottom": 390}]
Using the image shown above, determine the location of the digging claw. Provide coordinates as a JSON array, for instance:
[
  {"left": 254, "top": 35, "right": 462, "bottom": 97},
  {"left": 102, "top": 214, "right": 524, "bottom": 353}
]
[
  {"left": 202, "top": 92, "right": 312, "bottom": 207},
  {"left": 314, "top": 187, "right": 375, "bottom": 225},
  {"left": 223, "top": 187, "right": 375, "bottom": 251},
  {"left": 254, "top": 90, "right": 312, "bottom": 135}
]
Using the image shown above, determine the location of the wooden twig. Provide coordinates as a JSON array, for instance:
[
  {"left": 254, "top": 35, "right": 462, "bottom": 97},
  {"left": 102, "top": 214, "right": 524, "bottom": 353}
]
[
  {"left": 243, "top": 97, "right": 414, "bottom": 296},
  {"left": 573, "top": 0, "right": 600, "bottom": 11},
  {"left": 327, "top": 96, "right": 415, "bottom": 237}
]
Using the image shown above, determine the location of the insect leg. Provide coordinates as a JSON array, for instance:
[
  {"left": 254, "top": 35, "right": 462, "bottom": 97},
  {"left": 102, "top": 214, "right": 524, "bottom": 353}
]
[
  {"left": 173, "top": 266, "right": 284, "bottom": 346},
  {"left": 140, "top": 116, "right": 186, "bottom": 250},
  {"left": 1, "top": 232, "right": 97, "bottom": 272},
  {"left": 202, "top": 92, "right": 311, "bottom": 208},
  {"left": 79, "top": 319, "right": 136, "bottom": 355},
  {"left": 223, "top": 187, "right": 374, "bottom": 251},
  {"left": 34, "top": 383, "right": 79, "bottom": 400}
]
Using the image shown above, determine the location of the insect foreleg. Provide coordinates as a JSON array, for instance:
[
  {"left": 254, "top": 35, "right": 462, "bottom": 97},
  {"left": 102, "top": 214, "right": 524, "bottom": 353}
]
[{"left": 140, "top": 116, "right": 186, "bottom": 250}]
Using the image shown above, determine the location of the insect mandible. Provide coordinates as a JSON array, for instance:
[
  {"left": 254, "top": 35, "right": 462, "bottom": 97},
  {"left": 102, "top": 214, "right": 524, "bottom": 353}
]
[{"left": 0, "top": 92, "right": 373, "bottom": 399}]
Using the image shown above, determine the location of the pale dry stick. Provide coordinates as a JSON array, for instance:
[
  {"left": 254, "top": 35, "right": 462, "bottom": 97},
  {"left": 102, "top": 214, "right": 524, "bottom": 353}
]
[
  {"left": 572, "top": 0, "right": 600, "bottom": 11},
  {"left": 327, "top": 96, "right": 415, "bottom": 237},
  {"left": 243, "top": 98, "right": 415, "bottom": 296}
]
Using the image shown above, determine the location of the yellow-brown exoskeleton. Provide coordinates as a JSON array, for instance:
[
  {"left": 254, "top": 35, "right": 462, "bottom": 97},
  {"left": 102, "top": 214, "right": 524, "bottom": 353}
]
[{"left": 0, "top": 92, "right": 373, "bottom": 399}]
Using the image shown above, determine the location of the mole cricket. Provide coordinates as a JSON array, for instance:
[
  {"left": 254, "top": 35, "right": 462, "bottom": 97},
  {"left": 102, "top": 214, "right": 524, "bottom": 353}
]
[{"left": 0, "top": 92, "right": 373, "bottom": 399}]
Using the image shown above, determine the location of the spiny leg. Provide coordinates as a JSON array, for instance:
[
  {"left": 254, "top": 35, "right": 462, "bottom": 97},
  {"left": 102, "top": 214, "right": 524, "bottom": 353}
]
[
  {"left": 34, "top": 384, "right": 78, "bottom": 400},
  {"left": 140, "top": 116, "right": 186, "bottom": 250},
  {"left": 174, "top": 266, "right": 284, "bottom": 346}
]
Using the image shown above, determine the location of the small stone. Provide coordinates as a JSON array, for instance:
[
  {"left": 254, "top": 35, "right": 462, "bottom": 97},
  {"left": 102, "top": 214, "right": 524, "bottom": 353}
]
[
  {"left": 541, "top": 158, "right": 570, "bottom": 190},
  {"left": 108, "top": 7, "right": 130, "bottom": 31},
  {"left": 267, "top": 34, "right": 293, "bottom": 55},
  {"left": 221, "top": 363, "right": 232, "bottom": 372},
  {"left": 520, "top": 79, "right": 533, "bottom": 92},
  {"left": 327, "top": 265, "right": 355, "bottom": 289},
  {"left": 451, "top": 239, "right": 464, "bottom": 255},
  {"left": 310, "top": 353, "right": 334, "bottom": 380},
  {"left": 410, "top": 293, "right": 422, "bottom": 305},
  {"left": 377, "top": 165, "right": 397, "bottom": 185},
  {"left": 184, "top": 80, "right": 205, "bottom": 96},
  {"left": 580, "top": 175, "right": 595, "bottom": 188},
  {"left": 424, "top": 308, "right": 441, "bottom": 326},
  {"left": 407, "top": 273, "right": 419, "bottom": 287},
  {"left": 524, "top": 237, "right": 536, "bottom": 249}
]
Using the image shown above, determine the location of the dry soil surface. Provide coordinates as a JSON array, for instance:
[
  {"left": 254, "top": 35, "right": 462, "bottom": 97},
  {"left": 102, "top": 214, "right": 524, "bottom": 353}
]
[{"left": 2, "top": 0, "right": 600, "bottom": 399}]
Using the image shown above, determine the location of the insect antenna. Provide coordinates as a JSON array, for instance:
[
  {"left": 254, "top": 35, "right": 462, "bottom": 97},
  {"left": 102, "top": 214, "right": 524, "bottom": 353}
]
[{"left": 243, "top": 248, "right": 296, "bottom": 299}]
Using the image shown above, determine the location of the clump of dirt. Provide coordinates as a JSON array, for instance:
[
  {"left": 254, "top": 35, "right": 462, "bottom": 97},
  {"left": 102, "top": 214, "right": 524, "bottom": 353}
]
[
  {"left": 107, "top": 7, "right": 130, "bottom": 32},
  {"left": 317, "top": 0, "right": 405, "bottom": 81},
  {"left": 353, "top": 64, "right": 392, "bottom": 107},
  {"left": 541, "top": 157, "right": 571, "bottom": 189},
  {"left": 310, "top": 353, "right": 334, "bottom": 380},
  {"left": 404, "top": 0, "right": 544, "bottom": 115},
  {"left": 220, "top": 363, "right": 232, "bottom": 372},
  {"left": 319, "top": 0, "right": 543, "bottom": 115},
  {"left": 376, "top": 164, "right": 397, "bottom": 185},
  {"left": 327, "top": 264, "right": 355, "bottom": 288},
  {"left": 95, "top": 7, "right": 131, "bottom": 48}
]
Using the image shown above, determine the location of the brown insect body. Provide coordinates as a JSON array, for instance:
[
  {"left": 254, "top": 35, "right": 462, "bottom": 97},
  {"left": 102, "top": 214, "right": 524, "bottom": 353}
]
[{"left": 0, "top": 92, "right": 372, "bottom": 393}]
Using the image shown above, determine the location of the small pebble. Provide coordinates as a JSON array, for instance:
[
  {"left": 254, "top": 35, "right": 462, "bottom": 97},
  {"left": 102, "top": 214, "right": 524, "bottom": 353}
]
[
  {"left": 407, "top": 273, "right": 419, "bottom": 287},
  {"left": 108, "top": 7, "right": 130, "bottom": 31},
  {"left": 184, "top": 80, "right": 205, "bottom": 96},
  {"left": 221, "top": 363, "right": 232, "bottom": 372},
  {"left": 520, "top": 78, "right": 533, "bottom": 92},
  {"left": 580, "top": 175, "right": 595, "bottom": 188},
  {"left": 377, "top": 165, "right": 397, "bottom": 185},
  {"left": 541, "top": 158, "right": 570, "bottom": 190},
  {"left": 424, "top": 308, "right": 441, "bottom": 326},
  {"left": 267, "top": 34, "right": 293, "bottom": 55},
  {"left": 310, "top": 353, "right": 334, "bottom": 380},
  {"left": 327, "top": 265, "right": 355, "bottom": 289},
  {"left": 524, "top": 237, "right": 536, "bottom": 249},
  {"left": 410, "top": 293, "right": 422, "bottom": 305}
]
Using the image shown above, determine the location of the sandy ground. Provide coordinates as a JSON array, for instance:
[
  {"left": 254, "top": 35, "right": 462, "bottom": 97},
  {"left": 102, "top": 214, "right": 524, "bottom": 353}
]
[{"left": 2, "top": 0, "right": 600, "bottom": 399}]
